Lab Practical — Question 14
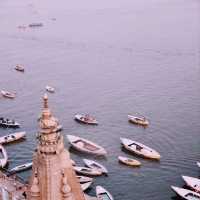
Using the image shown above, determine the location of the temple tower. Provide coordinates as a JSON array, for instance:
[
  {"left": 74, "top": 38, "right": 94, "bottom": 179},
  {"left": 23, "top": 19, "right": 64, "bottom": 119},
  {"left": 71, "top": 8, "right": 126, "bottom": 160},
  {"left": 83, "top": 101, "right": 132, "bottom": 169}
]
[{"left": 27, "top": 94, "right": 86, "bottom": 200}]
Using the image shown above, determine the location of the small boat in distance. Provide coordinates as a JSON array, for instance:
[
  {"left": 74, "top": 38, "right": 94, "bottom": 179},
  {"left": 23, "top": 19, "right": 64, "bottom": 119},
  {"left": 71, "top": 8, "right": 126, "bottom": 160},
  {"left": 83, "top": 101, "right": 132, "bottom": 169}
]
[
  {"left": 0, "top": 131, "right": 26, "bottom": 144},
  {"left": 96, "top": 186, "right": 114, "bottom": 200},
  {"left": 67, "top": 135, "right": 107, "bottom": 156},
  {"left": 1, "top": 90, "right": 16, "bottom": 99},
  {"left": 0, "top": 118, "right": 20, "bottom": 128},
  {"left": 171, "top": 186, "right": 200, "bottom": 200},
  {"left": 75, "top": 114, "right": 98, "bottom": 125},
  {"left": 118, "top": 156, "right": 141, "bottom": 167},
  {"left": 197, "top": 162, "right": 200, "bottom": 168},
  {"left": 29, "top": 23, "right": 43, "bottom": 27},
  {"left": 81, "top": 181, "right": 93, "bottom": 191},
  {"left": 0, "top": 145, "right": 8, "bottom": 168},
  {"left": 15, "top": 65, "right": 25, "bottom": 72},
  {"left": 74, "top": 166, "right": 102, "bottom": 176},
  {"left": 10, "top": 162, "right": 33, "bottom": 173},
  {"left": 128, "top": 115, "right": 149, "bottom": 126},
  {"left": 83, "top": 159, "right": 108, "bottom": 174},
  {"left": 46, "top": 85, "right": 55, "bottom": 93},
  {"left": 120, "top": 138, "right": 161, "bottom": 160},
  {"left": 182, "top": 176, "right": 200, "bottom": 193}
]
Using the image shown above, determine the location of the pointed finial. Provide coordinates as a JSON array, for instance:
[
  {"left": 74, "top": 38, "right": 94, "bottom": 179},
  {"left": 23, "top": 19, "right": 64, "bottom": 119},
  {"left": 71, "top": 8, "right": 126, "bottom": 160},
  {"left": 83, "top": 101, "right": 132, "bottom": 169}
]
[{"left": 43, "top": 93, "right": 48, "bottom": 109}]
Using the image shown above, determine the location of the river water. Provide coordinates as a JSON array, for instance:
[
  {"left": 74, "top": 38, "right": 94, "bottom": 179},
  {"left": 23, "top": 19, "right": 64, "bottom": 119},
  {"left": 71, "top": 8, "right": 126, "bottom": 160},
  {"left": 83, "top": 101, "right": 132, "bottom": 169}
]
[{"left": 0, "top": 0, "right": 200, "bottom": 199}]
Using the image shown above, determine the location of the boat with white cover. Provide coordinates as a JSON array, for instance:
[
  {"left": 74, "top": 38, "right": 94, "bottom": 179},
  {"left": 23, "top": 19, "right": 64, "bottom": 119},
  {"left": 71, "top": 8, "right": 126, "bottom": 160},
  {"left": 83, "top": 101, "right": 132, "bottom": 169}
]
[
  {"left": 182, "top": 176, "right": 200, "bottom": 193},
  {"left": 83, "top": 159, "right": 108, "bottom": 174},
  {"left": 0, "top": 145, "right": 8, "bottom": 168},
  {"left": 120, "top": 138, "right": 161, "bottom": 160},
  {"left": 0, "top": 131, "right": 26, "bottom": 144},
  {"left": 74, "top": 166, "right": 102, "bottom": 176},
  {"left": 15, "top": 65, "right": 25, "bottom": 72},
  {"left": 0, "top": 118, "right": 20, "bottom": 128},
  {"left": 46, "top": 85, "right": 55, "bottom": 93},
  {"left": 197, "top": 162, "right": 200, "bottom": 168},
  {"left": 128, "top": 115, "right": 149, "bottom": 126},
  {"left": 171, "top": 186, "right": 200, "bottom": 200},
  {"left": 67, "top": 135, "right": 107, "bottom": 156},
  {"left": 75, "top": 114, "right": 98, "bottom": 125},
  {"left": 1, "top": 90, "right": 16, "bottom": 99},
  {"left": 118, "top": 156, "right": 141, "bottom": 167},
  {"left": 10, "top": 162, "right": 33, "bottom": 173},
  {"left": 96, "top": 186, "right": 114, "bottom": 200},
  {"left": 77, "top": 176, "right": 93, "bottom": 183},
  {"left": 81, "top": 181, "right": 93, "bottom": 191}
]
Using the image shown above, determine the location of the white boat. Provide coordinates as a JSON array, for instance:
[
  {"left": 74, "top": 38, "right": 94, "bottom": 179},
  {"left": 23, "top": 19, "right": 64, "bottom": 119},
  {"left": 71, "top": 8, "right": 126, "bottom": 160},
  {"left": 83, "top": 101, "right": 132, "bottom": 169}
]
[
  {"left": 0, "top": 132, "right": 26, "bottom": 144},
  {"left": 96, "top": 186, "right": 114, "bottom": 200},
  {"left": 118, "top": 156, "right": 141, "bottom": 167},
  {"left": 171, "top": 186, "right": 200, "bottom": 200},
  {"left": 83, "top": 159, "right": 108, "bottom": 174},
  {"left": 0, "top": 118, "right": 20, "bottom": 128},
  {"left": 77, "top": 176, "right": 93, "bottom": 183},
  {"left": 182, "top": 176, "right": 200, "bottom": 193},
  {"left": 81, "top": 181, "right": 93, "bottom": 191},
  {"left": 128, "top": 115, "right": 149, "bottom": 126},
  {"left": 67, "top": 135, "right": 107, "bottom": 156},
  {"left": 197, "top": 162, "right": 200, "bottom": 168},
  {"left": 74, "top": 166, "right": 102, "bottom": 176},
  {"left": 15, "top": 65, "right": 25, "bottom": 72},
  {"left": 74, "top": 114, "right": 98, "bottom": 125},
  {"left": 10, "top": 162, "right": 33, "bottom": 173},
  {"left": 0, "top": 145, "right": 8, "bottom": 168},
  {"left": 120, "top": 138, "right": 161, "bottom": 160},
  {"left": 1, "top": 90, "right": 16, "bottom": 99},
  {"left": 45, "top": 86, "right": 55, "bottom": 93}
]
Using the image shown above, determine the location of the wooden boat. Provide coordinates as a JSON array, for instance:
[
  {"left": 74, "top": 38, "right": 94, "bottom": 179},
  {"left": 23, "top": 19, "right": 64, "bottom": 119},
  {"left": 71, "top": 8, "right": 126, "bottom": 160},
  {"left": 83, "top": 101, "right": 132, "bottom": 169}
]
[
  {"left": 74, "top": 114, "right": 98, "bottom": 125},
  {"left": 1, "top": 90, "right": 16, "bottom": 99},
  {"left": 182, "top": 176, "right": 200, "bottom": 193},
  {"left": 0, "top": 132, "right": 26, "bottom": 144},
  {"left": 197, "top": 162, "right": 200, "bottom": 168},
  {"left": 128, "top": 115, "right": 149, "bottom": 126},
  {"left": 0, "top": 118, "right": 20, "bottom": 128},
  {"left": 77, "top": 176, "right": 93, "bottom": 183},
  {"left": 120, "top": 138, "right": 161, "bottom": 160},
  {"left": 96, "top": 186, "right": 114, "bottom": 200},
  {"left": 29, "top": 23, "right": 43, "bottom": 27},
  {"left": 15, "top": 65, "right": 24, "bottom": 72},
  {"left": 67, "top": 135, "right": 107, "bottom": 156},
  {"left": 74, "top": 166, "right": 102, "bottom": 176},
  {"left": 171, "top": 186, "right": 200, "bottom": 200},
  {"left": 83, "top": 159, "right": 108, "bottom": 174},
  {"left": 0, "top": 145, "right": 8, "bottom": 168},
  {"left": 81, "top": 181, "right": 93, "bottom": 191},
  {"left": 46, "top": 85, "right": 55, "bottom": 93},
  {"left": 10, "top": 162, "right": 32, "bottom": 173},
  {"left": 118, "top": 156, "right": 141, "bottom": 167}
]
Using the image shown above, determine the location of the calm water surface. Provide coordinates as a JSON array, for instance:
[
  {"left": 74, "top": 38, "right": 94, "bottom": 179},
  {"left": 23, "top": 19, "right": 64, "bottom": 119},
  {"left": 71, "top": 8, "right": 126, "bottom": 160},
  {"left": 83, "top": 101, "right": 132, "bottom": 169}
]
[{"left": 0, "top": 0, "right": 200, "bottom": 199}]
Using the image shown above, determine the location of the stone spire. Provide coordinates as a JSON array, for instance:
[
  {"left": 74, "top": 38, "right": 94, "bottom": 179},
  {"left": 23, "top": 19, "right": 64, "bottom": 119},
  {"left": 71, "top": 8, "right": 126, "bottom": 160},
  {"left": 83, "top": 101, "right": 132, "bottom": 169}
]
[{"left": 27, "top": 94, "right": 86, "bottom": 200}]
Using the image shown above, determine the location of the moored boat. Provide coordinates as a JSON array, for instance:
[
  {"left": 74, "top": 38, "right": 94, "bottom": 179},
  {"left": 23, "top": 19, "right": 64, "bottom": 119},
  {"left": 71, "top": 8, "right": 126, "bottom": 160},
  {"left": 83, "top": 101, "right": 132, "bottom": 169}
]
[
  {"left": 0, "top": 145, "right": 8, "bottom": 168},
  {"left": 29, "top": 23, "right": 43, "bottom": 27},
  {"left": 0, "top": 118, "right": 20, "bottom": 128},
  {"left": 96, "top": 186, "right": 114, "bottom": 200},
  {"left": 74, "top": 114, "right": 98, "bottom": 125},
  {"left": 83, "top": 159, "right": 108, "bottom": 174},
  {"left": 46, "top": 85, "right": 55, "bottom": 93},
  {"left": 197, "top": 162, "right": 200, "bottom": 168},
  {"left": 128, "top": 115, "right": 149, "bottom": 126},
  {"left": 81, "top": 181, "right": 93, "bottom": 191},
  {"left": 182, "top": 176, "right": 200, "bottom": 193},
  {"left": 118, "top": 156, "right": 141, "bottom": 167},
  {"left": 120, "top": 138, "right": 161, "bottom": 160},
  {"left": 77, "top": 176, "right": 93, "bottom": 184},
  {"left": 74, "top": 166, "right": 102, "bottom": 176},
  {"left": 1, "top": 90, "right": 16, "bottom": 99},
  {"left": 10, "top": 162, "right": 33, "bottom": 173},
  {"left": 0, "top": 132, "right": 26, "bottom": 144},
  {"left": 171, "top": 186, "right": 200, "bottom": 200},
  {"left": 67, "top": 135, "right": 107, "bottom": 156},
  {"left": 15, "top": 65, "right": 25, "bottom": 72}
]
